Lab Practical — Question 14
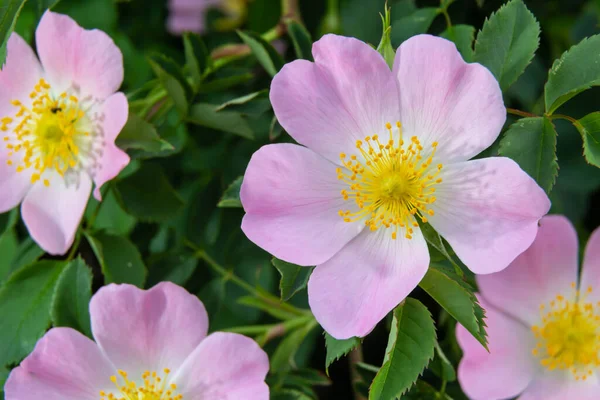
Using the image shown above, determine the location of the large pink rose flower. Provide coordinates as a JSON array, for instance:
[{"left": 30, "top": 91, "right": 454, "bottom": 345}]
[
  {"left": 240, "top": 34, "right": 550, "bottom": 339},
  {"left": 457, "top": 215, "right": 600, "bottom": 400},
  {"left": 5, "top": 282, "right": 270, "bottom": 400},
  {"left": 0, "top": 11, "right": 130, "bottom": 255}
]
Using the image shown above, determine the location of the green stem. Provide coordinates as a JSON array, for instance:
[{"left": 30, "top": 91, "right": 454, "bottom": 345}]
[
  {"left": 195, "top": 249, "right": 260, "bottom": 296},
  {"left": 549, "top": 113, "right": 578, "bottom": 124},
  {"left": 66, "top": 230, "right": 82, "bottom": 261},
  {"left": 440, "top": 379, "right": 447, "bottom": 395},
  {"left": 507, "top": 108, "right": 538, "bottom": 118},
  {"left": 86, "top": 184, "right": 111, "bottom": 229}
]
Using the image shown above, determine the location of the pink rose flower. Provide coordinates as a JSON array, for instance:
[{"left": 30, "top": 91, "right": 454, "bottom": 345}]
[
  {"left": 166, "top": 0, "right": 246, "bottom": 35},
  {"left": 240, "top": 34, "right": 551, "bottom": 339},
  {"left": 0, "top": 11, "right": 130, "bottom": 255},
  {"left": 458, "top": 215, "right": 600, "bottom": 400},
  {"left": 5, "top": 282, "right": 270, "bottom": 400}
]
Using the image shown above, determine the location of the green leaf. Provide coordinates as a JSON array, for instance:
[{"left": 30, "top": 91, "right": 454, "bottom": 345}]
[
  {"left": 545, "top": 35, "right": 600, "bottom": 114},
  {"left": 272, "top": 258, "right": 313, "bottom": 301},
  {"left": 187, "top": 103, "right": 254, "bottom": 139},
  {"left": 271, "top": 321, "right": 317, "bottom": 372},
  {"left": 146, "top": 251, "right": 198, "bottom": 287},
  {"left": 183, "top": 33, "right": 210, "bottom": 88},
  {"left": 198, "top": 73, "right": 254, "bottom": 93},
  {"left": 10, "top": 238, "right": 45, "bottom": 272},
  {"left": 116, "top": 113, "right": 173, "bottom": 154},
  {"left": 237, "top": 295, "right": 299, "bottom": 321},
  {"left": 473, "top": 0, "right": 540, "bottom": 91},
  {"left": 419, "top": 265, "right": 487, "bottom": 349},
  {"left": 441, "top": 24, "right": 475, "bottom": 62},
  {"left": 237, "top": 30, "right": 284, "bottom": 77},
  {"left": 391, "top": 7, "right": 438, "bottom": 45},
  {"left": 324, "top": 333, "right": 360, "bottom": 374},
  {"left": 498, "top": 116, "right": 558, "bottom": 194},
  {"left": 430, "top": 341, "right": 457, "bottom": 382},
  {"left": 575, "top": 112, "right": 600, "bottom": 167},
  {"left": 419, "top": 222, "right": 462, "bottom": 277},
  {"left": 0, "top": 260, "right": 67, "bottom": 366},
  {"left": 0, "top": 229, "right": 17, "bottom": 282},
  {"left": 50, "top": 258, "right": 92, "bottom": 337},
  {"left": 218, "top": 176, "right": 243, "bottom": 208},
  {"left": 369, "top": 298, "right": 436, "bottom": 400},
  {"left": 114, "top": 163, "right": 184, "bottom": 222},
  {"left": 0, "top": 0, "right": 27, "bottom": 67},
  {"left": 287, "top": 20, "right": 313, "bottom": 61},
  {"left": 149, "top": 54, "right": 192, "bottom": 115},
  {"left": 215, "top": 90, "right": 271, "bottom": 115},
  {"left": 377, "top": 5, "right": 395, "bottom": 69},
  {"left": 85, "top": 232, "right": 147, "bottom": 287}
]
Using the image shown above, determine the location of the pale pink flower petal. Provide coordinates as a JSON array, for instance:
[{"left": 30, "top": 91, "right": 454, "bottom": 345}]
[
  {"left": 0, "top": 34, "right": 43, "bottom": 117},
  {"left": 579, "top": 225, "right": 600, "bottom": 304},
  {"left": 90, "top": 282, "right": 209, "bottom": 380},
  {"left": 173, "top": 332, "right": 269, "bottom": 400},
  {"left": 456, "top": 296, "right": 537, "bottom": 400},
  {"left": 167, "top": 14, "right": 206, "bottom": 35},
  {"left": 21, "top": 173, "right": 92, "bottom": 255},
  {"left": 393, "top": 34, "right": 506, "bottom": 163},
  {"left": 427, "top": 157, "right": 550, "bottom": 274},
  {"left": 519, "top": 373, "right": 600, "bottom": 400},
  {"left": 0, "top": 34, "right": 43, "bottom": 212},
  {"left": 4, "top": 328, "right": 114, "bottom": 400},
  {"left": 477, "top": 215, "right": 579, "bottom": 325},
  {"left": 241, "top": 143, "right": 363, "bottom": 266},
  {"left": 270, "top": 34, "right": 400, "bottom": 164},
  {"left": 307, "top": 227, "right": 429, "bottom": 339},
  {"left": 92, "top": 92, "right": 130, "bottom": 201},
  {"left": 35, "top": 11, "right": 124, "bottom": 99}
]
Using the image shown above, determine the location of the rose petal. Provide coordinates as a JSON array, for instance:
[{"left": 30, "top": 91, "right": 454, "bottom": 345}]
[
  {"left": 477, "top": 215, "right": 579, "bottom": 325},
  {"left": 21, "top": 172, "right": 92, "bottom": 255},
  {"left": 519, "top": 372, "right": 600, "bottom": 400},
  {"left": 36, "top": 11, "right": 123, "bottom": 99},
  {"left": 393, "top": 34, "right": 505, "bottom": 163},
  {"left": 241, "top": 143, "right": 363, "bottom": 266},
  {"left": 270, "top": 34, "right": 400, "bottom": 164},
  {"left": 457, "top": 296, "right": 537, "bottom": 400},
  {"left": 307, "top": 226, "right": 429, "bottom": 339},
  {"left": 92, "top": 92, "right": 130, "bottom": 201},
  {"left": 4, "top": 328, "right": 114, "bottom": 400},
  {"left": 427, "top": 157, "right": 550, "bottom": 274},
  {"left": 90, "top": 282, "right": 209, "bottom": 380},
  {"left": 172, "top": 332, "right": 269, "bottom": 400},
  {"left": 580, "top": 225, "right": 600, "bottom": 304}
]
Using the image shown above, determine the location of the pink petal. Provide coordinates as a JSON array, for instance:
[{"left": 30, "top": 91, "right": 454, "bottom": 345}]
[
  {"left": 4, "top": 328, "right": 114, "bottom": 400},
  {"left": 167, "top": 14, "right": 206, "bottom": 35},
  {"left": 519, "top": 373, "right": 600, "bottom": 400},
  {"left": 393, "top": 34, "right": 506, "bottom": 163},
  {"left": 21, "top": 173, "right": 92, "bottom": 255},
  {"left": 35, "top": 11, "right": 123, "bottom": 100},
  {"left": 0, "top": 162, "right": 31, "bottom": 213},
  {"left": 428, "top": 157, "right": 550, "bottom": 274},
  {"left": 477, "top": 215, "right": 578, "bottom": 325},
  {"left": 580, "top": 225, "right": 600, "bottom": 304},
  {"left": 90, "top": 282, "right": 209, "bottom": 380},
  {"left": 270, "top": 34, "right": 400, "bottom": 164},
  {"left": 172, "top": 332, "right": 269, "bottom": 400},
  {"left": 456, "top": 296, "right": 537, "bottom": 400},
  {"left": 241, "top": 143, "right": 363, "bottom": 266},
  {"left": 0, "top": 34, "right": 43, "bottom": 117},
  {"left": 92, "top": 92, "right": 130, "bottom": 201},
  {"left": 307, "top": 227, "right": 429, "bottom": 339}
]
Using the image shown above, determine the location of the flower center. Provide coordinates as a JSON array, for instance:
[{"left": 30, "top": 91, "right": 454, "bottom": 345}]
[
  {"left": 1, "top": 78, "right": 96, "bottom": 187},
  {"left": 336, "top": 122, "right": 442, "bottom": 240},
  {"left": 100, "top": 369, "right": 183, "bottom": 400},
  {"left": 531, "top": 283, "right": 600, "bottom": 380}
]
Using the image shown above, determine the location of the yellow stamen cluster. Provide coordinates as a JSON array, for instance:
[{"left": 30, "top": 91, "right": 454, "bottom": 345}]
[
  {"left": 100, "top": 369, "right": 183, "bottom": 400},
  {"left": 336, "top": 121, "right": 442, "bottom": 240},
  {"left": 531, "top": 283, "right": 600, "bottom": 380},
  {"left": 2, "top": 78, "right": 91, "bottom": 187}
]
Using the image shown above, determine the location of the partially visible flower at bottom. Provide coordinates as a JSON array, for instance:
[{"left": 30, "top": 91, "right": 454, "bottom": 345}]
[
  {"left": 167, "top": 0, "right": 247, "bottom": 35},
  {"left": 0, "top": 11, "right": 130, "bottom": 255},
  {"left": 5, "top": 282, "right": 270, "bottom": 400},
  {"left": 457, "top": 215, "right": 600, "bottom": 400}
]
